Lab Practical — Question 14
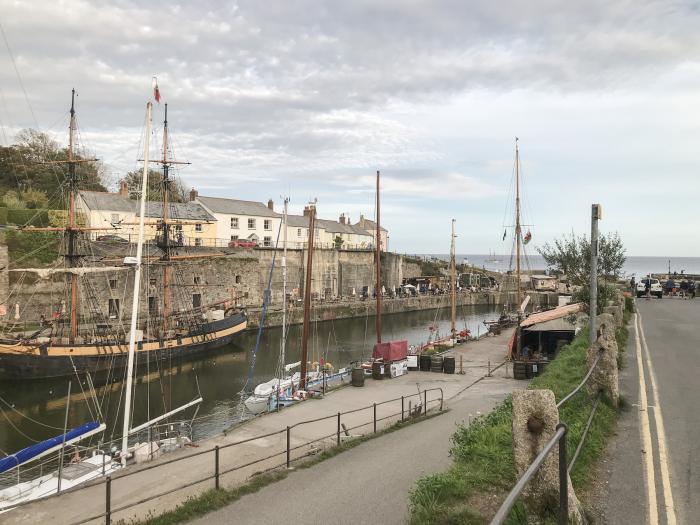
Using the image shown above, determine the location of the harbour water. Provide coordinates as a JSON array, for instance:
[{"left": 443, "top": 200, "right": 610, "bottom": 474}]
[{"left": 0, "top": 304, "right": 498, "bottom": 455}]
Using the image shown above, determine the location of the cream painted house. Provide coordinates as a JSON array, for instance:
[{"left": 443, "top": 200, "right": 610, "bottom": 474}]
[{"left": 77, "top": 189, "right": 216, "bottom": 246}]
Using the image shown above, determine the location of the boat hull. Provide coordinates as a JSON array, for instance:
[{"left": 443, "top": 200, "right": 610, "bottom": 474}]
[{"left": 0, "top": 313, "right": 247, "bottom": 380}]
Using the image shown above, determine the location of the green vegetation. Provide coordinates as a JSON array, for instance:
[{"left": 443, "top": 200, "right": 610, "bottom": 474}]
[
  {"left": 4, "top": 229, "right": 60, "bottom": 265},
  {"left": 409, "top": 314, "right": 629, "bottom": 524}
]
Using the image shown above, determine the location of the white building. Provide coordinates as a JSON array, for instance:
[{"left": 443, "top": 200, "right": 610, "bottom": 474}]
[
  {"left": 355, "top": 214, "right": 388, "bottom": 251},
  {"left": 194, "top": 193, "right": 282, "bottom": 248}
]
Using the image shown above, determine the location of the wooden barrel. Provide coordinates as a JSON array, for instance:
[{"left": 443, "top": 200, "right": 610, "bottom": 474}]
[
  {"left": 513, "top": 361, "right": 527, "bottom": 380},
  {"left": 430, "top": 355, "right": 444, "bottom": 373},
  {"left": 372, "top": 361, "right": 384, "bottom": 380},
  {"left": 419, "top": 355, "right": 432, "bottom": 371},
  {"left": 351, "top": 367, "right": 365, "bottom": 387},
  {"left": 443, "top": 356, "right": 456, "bottom": 374}
]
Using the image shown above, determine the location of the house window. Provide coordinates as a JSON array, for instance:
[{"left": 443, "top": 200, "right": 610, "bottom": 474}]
[
  {"left": 264, "top": 236, "right": 272, "bottom": 247},
  {"left": 248, "top": 218, "right": 256, "bottom": 229},
  {"left": 192, "top": 293, "right": 201, "bottom": 308},
  {"left": 194, "top": 276, "right": 201, "bottom": 285},
  {"left": 230, "top": 235, "right": 238, "bottom": 241},
  {"left": 108, "top": 298, "right": 120, "bottom": 319},
  {"left": 264, "top": 219, "right": 271, "bottom": 230},
  {"left": 195, "top": 223, "right": 202, "bottom": 232},
  {"left": 109, "top": 279, "right": 117, "bottom": 290},
  {"left": 176, "top": 224, "right": 182, "bottom": 231},
  {"left": 297, "top": 228, "right": 302, "bottom": 237},
  {"left": 230, "top": 217, "right": 238, "bottom": 229},
  {"left": 235, "top": 275, "right": 241, "bottom": 284},
  {"left": 194, "top": 238, "right": 202, "bottom": 247},
  {"left": 149, "top": 277, "right": 157, "bottom": 286},
  {"left": 110, "top": 213, "right": 119, "bottom": 224},
  {"left": 148, "top": 296, "right": 158, "bottom": 316}
]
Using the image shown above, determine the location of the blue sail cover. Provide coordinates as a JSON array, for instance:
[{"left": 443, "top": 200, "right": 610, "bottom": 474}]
[{"left": 0, "top": 421, "right": 101, "bottom": 473}]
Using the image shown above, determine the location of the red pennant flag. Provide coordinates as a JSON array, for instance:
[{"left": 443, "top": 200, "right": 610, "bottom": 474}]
[{"left": 152, "top": 76, "right": 161, "bottom": 103}]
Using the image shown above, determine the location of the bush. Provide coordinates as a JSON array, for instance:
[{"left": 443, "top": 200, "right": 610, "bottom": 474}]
[
  {"left": 5, "top": 230, "right": 59, "bottom": 265},
  {"left": 7, "top": 208, "right": 49, "bottom": 227},
  {"left": 0, "top": 207, "right": 7, "bottom": 224}
]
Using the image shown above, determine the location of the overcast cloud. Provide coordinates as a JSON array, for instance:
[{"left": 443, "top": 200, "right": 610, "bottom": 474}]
[{"left": 1, "top": 0, "right": 699, "bottom": 255}]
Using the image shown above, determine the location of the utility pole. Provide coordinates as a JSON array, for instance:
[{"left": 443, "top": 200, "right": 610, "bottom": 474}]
[
  {"left": 589, "top": 204, "right": 602, "bottom": 345},
  {"left": 450, "top": 219, "right": 457, "bottom": 339}
]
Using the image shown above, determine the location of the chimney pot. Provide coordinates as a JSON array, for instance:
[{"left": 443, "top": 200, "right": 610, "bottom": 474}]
[
  {"left": 339, "top": 213, "right": 345, "bottom": 225},
  {"left": 189, "top": 188, "right": 198, "bottom": 202},
  {"left": 267, "top": 199, "right": 274, "bottom": 211}
]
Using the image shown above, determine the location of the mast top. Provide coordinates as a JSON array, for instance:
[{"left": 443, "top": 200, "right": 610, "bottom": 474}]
[{"left": 70, "top": 88, "right": 76, "bottom": 118}]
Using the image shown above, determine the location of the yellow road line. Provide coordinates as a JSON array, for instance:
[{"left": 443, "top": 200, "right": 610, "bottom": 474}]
[
  {"left": 635, "top": 313, "right": 658, "bottom": 524},
  {"left": 638, "top": 310, "right": 677, "bottom": 524}
]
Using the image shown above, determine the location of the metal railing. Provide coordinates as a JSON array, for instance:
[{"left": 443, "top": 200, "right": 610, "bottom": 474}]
[
  {"left": 491, "top": 345, "right": 606, "bottom": 524},
  {"left": 5, "top": 388, "right": 444, "bottom": 524}
]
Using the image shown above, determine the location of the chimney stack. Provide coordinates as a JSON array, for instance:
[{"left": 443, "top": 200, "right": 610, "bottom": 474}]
[
  {"left": 267, "top": 199, "right": 274, "bottom": 211},
  {"left": 118, "top": 180, "right": 129, "bottom": 197},
  {"left": 303, "top": 205, "right": 311, "bottom": 217},
  {"left": 339, "top": 213, "right": 346, "bottom": 225},
  {"left": 189, "top": 188, "right": 198, "bottom": 202}
]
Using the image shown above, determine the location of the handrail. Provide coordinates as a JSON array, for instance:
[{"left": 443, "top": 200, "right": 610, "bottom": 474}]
[
  {"left": 5, "top": 387, "right": 444, "bottom": 524},
  {"left": 568, "top": 394, "right": 600, "bottom": 473},
  {"left": 556, "top": 348, "right": 602, "bottom": 408},
  {"left": 490, "top": 424, "right": 568, "bottom": 525}
]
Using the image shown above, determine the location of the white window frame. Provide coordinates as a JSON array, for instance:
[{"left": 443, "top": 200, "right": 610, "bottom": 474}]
[
  {"left": 195, "top": 223, "right": 202, "bottom": 232},
  {"left": 264, "top": 219, "right": 271, "bottom": 230},
  {"left": 230, "top": 217, "right": 239, "bottom": 229},
  {"left": 194, "top": 238, "right": 202, "bottom": 247},
  {"left": 263, "top": 236, "right": 272, "bottom": 247},
  {"left": 248, "top": 218, "right": 256, "bottom": 229}
]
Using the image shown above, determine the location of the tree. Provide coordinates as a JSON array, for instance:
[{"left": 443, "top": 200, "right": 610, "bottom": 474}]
[
  {"left": 123, "top": 169, "right": 187, "bottom": 202},
  {"left": 333, "top": 235, "right": 344, "bottom": 249},
  {"left": 537, "top": 232, "right": 626, "bottom": 285},
  {"left": 0, "top": 129, "right": 106, "bottom": 207}
]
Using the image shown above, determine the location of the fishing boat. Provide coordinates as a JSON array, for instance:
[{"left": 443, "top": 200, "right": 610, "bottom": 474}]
[{"left": 0, "top": 91, "right": 247, "bottom": 380}]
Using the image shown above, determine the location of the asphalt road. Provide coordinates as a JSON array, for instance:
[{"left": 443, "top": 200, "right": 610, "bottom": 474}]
[
  {"left": 190, "top": 378, "right": 515, "bottom": 525},
  {"left": 602, "top": 297, "right": 700, "bottom": 524}
]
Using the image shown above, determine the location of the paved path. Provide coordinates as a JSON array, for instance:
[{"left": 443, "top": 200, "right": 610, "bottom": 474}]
[
  {"left": 601, "top": 297, "right": 700, "bottom": 524},
  {"left": 5, "top": 331, "right": 518, "bottom": 524},
  {"left": 191, "top": 379, "right": 516, "bottom": 525}
]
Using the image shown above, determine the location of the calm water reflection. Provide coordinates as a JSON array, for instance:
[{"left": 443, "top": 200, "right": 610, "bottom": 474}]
[{"left": 0, "top": 304, "right": 497, "bottom": 453}]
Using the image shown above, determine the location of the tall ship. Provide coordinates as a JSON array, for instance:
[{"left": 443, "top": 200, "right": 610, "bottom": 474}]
[{"left": 0, "top": 90, "right": 247, "bottom": 380}]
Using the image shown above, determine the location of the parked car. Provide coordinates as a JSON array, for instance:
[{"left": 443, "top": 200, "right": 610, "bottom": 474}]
[
  {"left": 228, "top": 239, "right": 258, "bottom": 249},
  {"left": 637, "top": 278, "right": 662, "bottom": 298},
  {"left": 97, "top": 234, "right": 128, "bottom": 243}
]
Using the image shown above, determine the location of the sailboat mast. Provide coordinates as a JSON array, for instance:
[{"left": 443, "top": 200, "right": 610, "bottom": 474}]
[
  {"left": 299, "top": 203, "right": 316, "bottom": 390},
  {"left": 450, "top": 219, "right": 456, "bottom": 338},
  {"left": 281, "top": 198, "right": 288, "bottom": 364},
  {"left": 515, "top": 138, "right": 523, "bottom": 308},
  {"left": 161, "top": 104, "right": 171, "bottom": 332},
  {"left": 67, "top": 89, "right": 79, "bottom": 342},
  {"left": 121, "top": 101, "right": 153, "bottom": 465},
  {"left": 375, "top": 170, "right": 382, "bottom": 344}
]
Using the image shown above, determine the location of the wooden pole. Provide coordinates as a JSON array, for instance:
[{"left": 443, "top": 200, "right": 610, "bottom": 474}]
[
  {"left": 375, "top": 170, "right": 382, "bottom": 344},
  {"left": 450, "top": 219, "right": 457, "bottom": 338},
  {"left": 515, "top": 138, "right": 522, "bottom": 310},
  {"left": 300, "top": 205, "right": 316, "bottom": 390},
  {"left": 68, "top": 89, "right": 78, "bottom": 343},
  {"left": 162, "top": 104, "right": 171, "bottom": 333}
]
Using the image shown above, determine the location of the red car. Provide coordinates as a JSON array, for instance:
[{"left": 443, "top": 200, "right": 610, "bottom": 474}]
[{"left": 228, "top": 239, "right": 258, "bottom": 248}]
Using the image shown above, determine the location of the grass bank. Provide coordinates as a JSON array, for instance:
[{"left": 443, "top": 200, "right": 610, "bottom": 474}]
[{"left": 409, "top": 301, "right": 632, "bottom": 524}]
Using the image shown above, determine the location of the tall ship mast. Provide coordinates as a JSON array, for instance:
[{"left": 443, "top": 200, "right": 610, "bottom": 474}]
[{"left": 0, "top": 91, "right": 248, "bottom": 380}]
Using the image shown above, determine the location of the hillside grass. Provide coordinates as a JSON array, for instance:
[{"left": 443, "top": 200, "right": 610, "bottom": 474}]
[{"left": 409, "top": 300, "right": 632, "bottom": 524}]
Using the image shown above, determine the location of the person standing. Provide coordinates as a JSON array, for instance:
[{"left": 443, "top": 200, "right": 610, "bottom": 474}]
[
  {"left": 689, "top": 280, "right": 696, "bottom": 300},
  {"left": 645, "top": 278, "right": 651, "bottom": 300},
  {"left": 680, "top": 279, "right": 689, "bottom": 299}
]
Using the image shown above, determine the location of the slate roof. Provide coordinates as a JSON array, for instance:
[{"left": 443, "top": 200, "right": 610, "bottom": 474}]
[
  {"left": 139, "top": 202, "right": 215, "bottom": 221},
  {"left": 286, "top": 214, "right": 312, "bottom": 228},
  {"left": 196, "top": 196, "right": 280, "bottom": 218},
  {"left": 356, "top": 217, "right": 387, "bottom": 232},
  {"left": 79, "top": 191, "right": 134, "bottom": 213}
]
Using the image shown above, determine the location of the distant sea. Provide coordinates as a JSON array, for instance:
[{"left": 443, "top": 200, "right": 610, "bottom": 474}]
[{"left": 427, "top": 254, "right": 700, "bottom": 278}]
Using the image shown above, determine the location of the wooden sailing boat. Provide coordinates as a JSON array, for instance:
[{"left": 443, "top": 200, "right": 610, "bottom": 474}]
[
  {"left": 370, "top": 171, "right": 409, "bottom": 372},
  {"left": 0, "top": 91, "right": 247, "bottom": 380},
  {"left": 485, "top": 138, "right": 530, "bottom": 336}
]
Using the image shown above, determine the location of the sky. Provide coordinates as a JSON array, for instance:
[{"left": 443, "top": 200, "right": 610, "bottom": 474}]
[{"left": 0, "top": 0, "right": 699, "bottom": 256}]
